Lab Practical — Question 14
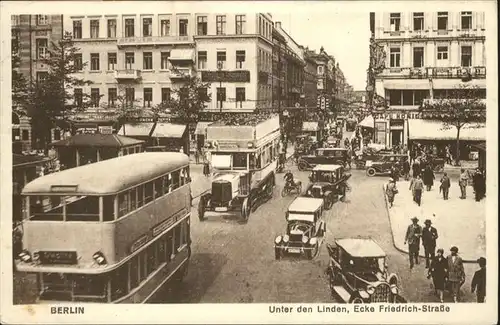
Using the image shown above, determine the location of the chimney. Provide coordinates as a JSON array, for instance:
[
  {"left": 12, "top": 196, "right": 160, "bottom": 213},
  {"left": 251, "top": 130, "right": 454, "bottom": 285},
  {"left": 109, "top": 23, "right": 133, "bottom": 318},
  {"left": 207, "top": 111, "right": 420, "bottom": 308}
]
[{"left": 275, "top": 21, "right": 281, "bottom": 29}]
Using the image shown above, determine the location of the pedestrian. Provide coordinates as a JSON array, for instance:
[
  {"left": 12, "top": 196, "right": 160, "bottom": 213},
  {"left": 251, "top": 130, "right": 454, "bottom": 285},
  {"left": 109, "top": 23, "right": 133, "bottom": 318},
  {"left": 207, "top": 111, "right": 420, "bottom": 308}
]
[
  {"left": 473, "top": 168, "right": 485, "bottom": 202},
  {"left": 423, "top": 165, "right": 435, "bottom": 191},
  {"left": 404, "top": 217, "right": 422, "bottom": 269},
  {"left": 446, "top": 246, "right": 465, "bottom": 303},
  {"left": 440, "top": 172, "right": 451, "bottom": 200},
  {"left": 203, "top": 153, "right": 210, "bottom": 177},
  {"left": 402, "top": 158, "right": 410, "bottom": 181},
  {"left": 194, "top": 148, "right": 200, "bottom": 164},
  {"left": 459, "top": 168, "right": 469, "bottom": 199},
  {"left": 412, "top": 159, "right": 421, "bottom": 178},
  {"left": 385, "top": 178, "right": 398, "bottom": 208},
  {"left": 409, "top": 175, "right": 424, "bottom": 206},
  {"left": 471, "top": 257, "right": 486, "bottom": 303},
  {"left": 422, "top": 219, "right": 438, "bottom": 268},
  {"left": 427, "top": 248, "right": 447, "bottom": 303},
  {"left": 445, "top": 145, "right": 452, "bottom": 165}
]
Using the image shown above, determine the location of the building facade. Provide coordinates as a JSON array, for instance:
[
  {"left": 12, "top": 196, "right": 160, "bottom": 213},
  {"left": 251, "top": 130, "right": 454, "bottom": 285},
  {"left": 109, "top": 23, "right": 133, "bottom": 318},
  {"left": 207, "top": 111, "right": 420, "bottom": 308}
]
[{"left": 371, "top": 11, "right": 486, "bottom": 147}]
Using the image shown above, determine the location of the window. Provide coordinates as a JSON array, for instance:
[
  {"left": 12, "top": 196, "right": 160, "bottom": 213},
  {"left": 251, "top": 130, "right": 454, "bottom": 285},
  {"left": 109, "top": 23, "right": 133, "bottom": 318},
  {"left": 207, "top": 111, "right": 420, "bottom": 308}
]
[
  {"left": 414, "top": 90, "right": 428, "bottom": 105},
  {"left": 90, "top": 53, "right": 100, "bottom": 71},
  {"left": 91, "top": 88, "right": 100, "bottom": 107},
  {"left": 36, "top": 72, "right": 48, "bottom": 83},
  {"left": 388, "top": 90, "right": 402, "bottom": 105},
  {"left": 107, "top": 19, "right": 116, "bottom": 38},
  {"left": 36, "top": 39, "right": 48, "bottom": 59},
  {"left": 144, "top": 181, "right": 154, "bottom": 204},
  {"left": 198, "top": 51, "right": 207, "bottom": 69},
  {"left": 216, "top": 15, "right": 226, "bottom": 35},
  {"left": 143, "top": 52, "right": 153, "bottom": 70},
  {"left": 413, "top": 12, "right": 424, "bottom": 31},
  {"left": 413, "top": 47, "right": 424, "bottom": 68},
  {"left": 216, "top": 51, "right": 226, "bottom": 69},
  {"left": 125, "top": 18, "right": 135, "bottom": 37},
  {"left": 389, "top": 48, "right": 400, "bottom": 67},
  {"left": 161, "top": 88, "right": 171, "bottom": 103},
  {"left": 37, "top": 15, "right": 48, "bottom": 25},
  {"left": 143, "top": 88, "right": 152, "bottom": 107},
  {"left": 172, "top": 171, "right": 180, "bottom": 189},
  {"left": 108, "top": 53, "right": 117, "bottom": 70},
  {"left": 130, "top": 256, "right": 139, "bottom": 289},
  {"left": 216, "top": 87, "right": 226, "bottom": 108},
  {"left": 74, "top": 88, "right": 83, "bottom": 107},
  {"left": 137, "top": 185, "right": 144, "bottom": 207},
  {"left": 154, "top": 178, "right": 164, "bottom": 198},
  {"left": 160, "top": 19, "right": 170, "bottom": 36},
  {"left": 90, "top": 20, "right": 100, "bottom": 38},
  {"left": 236, "top": 87, "right": 245, "bottom": 108},
  {"left": 179, "top": 19, "right": 188, "bottom": 36},
  {"left": 108, "top": 88, "right": 117, "bottom": 106},
  {"left": 437, "top": 46, "right": 448, "bottom": 60},
  {"left": 110, "top": 265, "right": 128, "bottom": 301},
  {"left": 317, "top": 66, "right": 324, "bottom": 75},
  {"left": 402, "top": 90, "right": 413, "bottom": 105},
  {"left": 437, "top": 12, "right": 448, "bottom": 30},
  {"left": 236, "top": 50, "right": 245, "bottom": 69},
  {"left": 236, "top": 15, "right": 246, "bottom": 34},
  {"left": 160, "top": 52, "right": 170, "bottom": 69},
  {"left": 143, "top": 17, "right": 152, "bottom": 36},
  {"left": 73, "top": 20, "right": 82, "bottom": 38},
  {"left": 198, "top": 88, "right": 208, "bottom": 103},
  {"left": 125, "top": 88, "right": 135, "bottom": 105},
  {"left": 461, "top": 46, "right": 472, "bottom": 67},
  {"left": 461, "top": 11, "right": 472, "bottom": 30},
  {"left": 74, "top": 54, "right": 83, "bottom": 71},
  {"left": 390, "top": 13, "right": 401, "bottom": 32},
  {"left": 125, "top": 52, "right": 134, "bottom": 69},
  {"left": 22, "top": 130, "right": 29, "bottom": 141},
  {"left": 197, "top": 16, "right": 207, "bottom": 35}
]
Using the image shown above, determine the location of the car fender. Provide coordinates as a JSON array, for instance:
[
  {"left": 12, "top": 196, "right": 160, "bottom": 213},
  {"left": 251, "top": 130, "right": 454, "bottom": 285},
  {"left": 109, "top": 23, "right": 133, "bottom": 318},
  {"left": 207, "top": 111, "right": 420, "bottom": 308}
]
[
  {"left": 387, "top": 273, "right": 399, "bottom": 286},
  {"left": 324, "top": 190, "right": 333, "bottom": 197}
]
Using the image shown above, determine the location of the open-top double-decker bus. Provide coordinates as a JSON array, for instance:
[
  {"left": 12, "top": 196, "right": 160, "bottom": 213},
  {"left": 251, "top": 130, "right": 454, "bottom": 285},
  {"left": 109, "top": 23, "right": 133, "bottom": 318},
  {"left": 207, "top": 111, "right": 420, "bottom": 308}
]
[{"left": 15, "top": 152, "right": 191, "bottom": 303}]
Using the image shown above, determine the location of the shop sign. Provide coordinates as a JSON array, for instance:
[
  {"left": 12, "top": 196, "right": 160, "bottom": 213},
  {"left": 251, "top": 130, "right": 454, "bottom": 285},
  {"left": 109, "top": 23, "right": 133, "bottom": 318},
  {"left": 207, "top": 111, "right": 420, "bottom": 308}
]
[
  {"left": 98, "top": 126, "right": 113, "bottom": 134},
  {"left": 39, "top": 251, "right": 78, "bottom": 265},
  {"left": 77, "top": 127, "right": 97, "bottom": 134},
  {"left": 152, "top": 209, "right": 185, "bottom": 237},
  {"left": 201, "top": 70, "right": 251, "bottom": 83}
]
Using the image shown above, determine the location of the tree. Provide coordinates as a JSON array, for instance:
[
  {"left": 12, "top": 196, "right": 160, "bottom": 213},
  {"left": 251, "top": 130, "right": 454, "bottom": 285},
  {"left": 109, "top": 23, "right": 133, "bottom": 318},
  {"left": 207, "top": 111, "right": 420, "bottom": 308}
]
[
  {"left": 11, "top": 46, "right": 29, "bottom": 117},
  {"left": 420, "top": 84, "right": 486, "bottom": 165},
  {"left": 27, "top": 31, "right": 93, "bottom": 149}
]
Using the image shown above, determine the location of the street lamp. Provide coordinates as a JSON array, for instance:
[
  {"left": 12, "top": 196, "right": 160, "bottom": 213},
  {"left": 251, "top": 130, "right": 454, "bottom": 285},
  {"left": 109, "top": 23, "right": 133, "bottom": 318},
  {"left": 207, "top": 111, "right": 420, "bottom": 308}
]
[{"left": 217, "top": 61, "right": 223, "bottom": 113}]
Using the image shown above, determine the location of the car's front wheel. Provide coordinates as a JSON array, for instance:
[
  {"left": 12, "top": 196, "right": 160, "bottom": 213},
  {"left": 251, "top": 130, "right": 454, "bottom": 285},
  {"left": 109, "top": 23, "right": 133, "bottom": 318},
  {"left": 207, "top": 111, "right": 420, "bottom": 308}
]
[
  {"left": 298, "top": 160, "right": 308, "bottom": 171},
  {"left": 198, "top": 197, "right": 206, "bottom": 221},
  {"left": 350, "top": 296, "right": 364, "bottom": 304},
  {"left": 241, "top": 197, "right": 250, "bottom": 222},
  {"left": 366, "top": 167, "right": 377, "bottom": 177}
]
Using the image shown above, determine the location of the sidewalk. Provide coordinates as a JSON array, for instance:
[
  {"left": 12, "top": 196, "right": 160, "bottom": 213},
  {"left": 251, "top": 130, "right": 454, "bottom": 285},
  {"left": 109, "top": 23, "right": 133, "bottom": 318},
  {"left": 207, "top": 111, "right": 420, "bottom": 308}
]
[{"left": 384, "top": 181, "right": 486, "bottom": 263}]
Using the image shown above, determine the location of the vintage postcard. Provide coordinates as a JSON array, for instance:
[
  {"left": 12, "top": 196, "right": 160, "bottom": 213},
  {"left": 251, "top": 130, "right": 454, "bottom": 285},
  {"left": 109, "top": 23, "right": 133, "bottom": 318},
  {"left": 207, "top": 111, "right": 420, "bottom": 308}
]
[{"left": 0, "top": 0, "right": 497, "bottom": 324}]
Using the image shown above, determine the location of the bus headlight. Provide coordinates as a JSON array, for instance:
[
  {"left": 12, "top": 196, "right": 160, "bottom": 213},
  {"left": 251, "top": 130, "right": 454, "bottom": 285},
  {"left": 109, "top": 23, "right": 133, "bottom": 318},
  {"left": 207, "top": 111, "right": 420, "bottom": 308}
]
[
  {"left": 93, "top": 251, "right": 107, "bottom": 265},
  {"left": 366, "top": 286, "right": 376, "bottom": 295},
  {"left": 283, "top": 235, "right": 289, "bottom": 243},
  {"left": 275, "top": 236, "right": 282, "bottom": 244},
  {"left": 19, "top": 250, "right": 32, "bottom": 263},
  {"left": 302, "top": 236, "right": 309, "bottom": 244},
  {"left": 309, "top": 237, "right": 318, "bottom": 245}
]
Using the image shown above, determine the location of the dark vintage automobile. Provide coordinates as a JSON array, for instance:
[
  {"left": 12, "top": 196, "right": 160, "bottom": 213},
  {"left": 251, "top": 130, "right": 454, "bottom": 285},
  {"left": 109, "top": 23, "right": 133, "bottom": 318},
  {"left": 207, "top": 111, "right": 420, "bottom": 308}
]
[
  {"left": 297, "top": 148, "right": 350, "bottom": 171},
  {"left": 303, "top": 164, "right": 352, "bottom": 210},
  {"left": 353, "top": 147, "right": 394, "bottom": 169},
  {"left": 365, "top": 154, "right": 408, "bottom": 177},
  {"left": 274, "top": 197, "right": 326, "bottom": 260},
  {"left": 326, "top": 238, "right": 404, "bottom": 303}
]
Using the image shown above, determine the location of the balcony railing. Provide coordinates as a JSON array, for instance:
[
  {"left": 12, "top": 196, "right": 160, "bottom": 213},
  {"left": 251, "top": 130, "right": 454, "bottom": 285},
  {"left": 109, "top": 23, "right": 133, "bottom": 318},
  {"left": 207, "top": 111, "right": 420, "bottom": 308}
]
[
  {"left": 379, "top": 66, "right": 486, "bottom": 79},
  {"left": 422, "top": 98, "right": 487, "bottom": 107},
  {"left": 170, "top": 68, "right": 192, "bottom": 80},
  {"left": 117, "top": 35, "right": 192, "bottom": 46},
  {"left": 114, "top": 69, "right": 142, "bottom": 80}
]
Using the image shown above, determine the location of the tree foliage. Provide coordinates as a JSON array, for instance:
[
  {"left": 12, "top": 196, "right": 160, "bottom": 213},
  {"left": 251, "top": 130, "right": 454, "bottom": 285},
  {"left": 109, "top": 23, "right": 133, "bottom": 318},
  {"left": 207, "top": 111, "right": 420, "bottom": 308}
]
[
  {"left": 167, "top": 74, "right": 211, "bottom": 124},
  {"left": 12, "top": 47, "right": 29, "bottom": 117}
]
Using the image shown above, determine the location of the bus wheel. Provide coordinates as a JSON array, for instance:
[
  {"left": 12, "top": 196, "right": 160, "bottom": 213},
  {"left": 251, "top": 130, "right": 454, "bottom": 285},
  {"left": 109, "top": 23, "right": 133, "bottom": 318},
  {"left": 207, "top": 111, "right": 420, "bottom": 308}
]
[
  {"left": 241, "top": 198, "right": 250, "bottom": 221},
  {"left": 198, "top": 197, "right": 206, "bottom": 221}
]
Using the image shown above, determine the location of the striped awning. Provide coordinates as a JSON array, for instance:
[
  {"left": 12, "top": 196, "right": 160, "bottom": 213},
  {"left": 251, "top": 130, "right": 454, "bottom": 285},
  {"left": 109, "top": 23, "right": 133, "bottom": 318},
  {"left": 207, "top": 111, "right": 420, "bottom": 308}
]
[
  {"left": 408, "top": 119, "right": 486, "bottom": 141},
  {"left": 384, "top": 79, "right": 431, "bottom": 90}
]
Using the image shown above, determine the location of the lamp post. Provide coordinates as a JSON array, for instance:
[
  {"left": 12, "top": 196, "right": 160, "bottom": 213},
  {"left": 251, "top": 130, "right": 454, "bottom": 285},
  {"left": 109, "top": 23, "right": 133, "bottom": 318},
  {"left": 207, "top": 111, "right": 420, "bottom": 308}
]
[{"left": 217, "top": 61, "right": 223, "bottom": 113}]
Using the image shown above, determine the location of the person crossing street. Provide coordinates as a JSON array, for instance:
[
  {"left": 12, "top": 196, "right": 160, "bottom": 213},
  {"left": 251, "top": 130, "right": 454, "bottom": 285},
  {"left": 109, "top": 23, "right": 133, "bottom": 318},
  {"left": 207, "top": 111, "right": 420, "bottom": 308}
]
[{"left": 422, "top": 219, "right": 438, "bottom": 268}]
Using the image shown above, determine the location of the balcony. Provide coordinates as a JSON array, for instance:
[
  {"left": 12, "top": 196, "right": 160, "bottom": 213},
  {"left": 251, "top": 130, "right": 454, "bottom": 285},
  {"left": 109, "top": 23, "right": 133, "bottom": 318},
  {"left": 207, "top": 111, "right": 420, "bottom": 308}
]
[
  {"left": 378, "top": 66, "right": 486, "bottom": 79},
  {"left": 114, "top": 69, "right": 142, "bottom": 81},
  {"left": 170, "top": 68, "right": 192, "bottom": 81},
  {"left": 422, "top": 98, "right": 487, "bottom": 107},
  {"left": 117, "top": 35, "right": 193, "bottom": 47}
]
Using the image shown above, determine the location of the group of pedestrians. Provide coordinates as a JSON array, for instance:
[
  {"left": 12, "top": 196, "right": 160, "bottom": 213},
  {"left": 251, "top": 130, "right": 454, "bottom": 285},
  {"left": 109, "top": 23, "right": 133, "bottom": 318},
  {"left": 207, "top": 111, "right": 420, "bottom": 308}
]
[{"left": 404, "top": 217, "right": 486, "bottom": 303}]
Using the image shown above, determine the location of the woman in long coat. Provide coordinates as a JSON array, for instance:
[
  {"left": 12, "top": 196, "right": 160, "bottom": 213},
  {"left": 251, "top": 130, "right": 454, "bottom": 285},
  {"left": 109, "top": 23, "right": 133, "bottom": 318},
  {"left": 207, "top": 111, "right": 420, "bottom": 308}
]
[
  {"left": 428, "top": 248, "right": 448, "bottom": 303},
  {"left": 423, "top": 165, "right": 435, "bottom": 191}
]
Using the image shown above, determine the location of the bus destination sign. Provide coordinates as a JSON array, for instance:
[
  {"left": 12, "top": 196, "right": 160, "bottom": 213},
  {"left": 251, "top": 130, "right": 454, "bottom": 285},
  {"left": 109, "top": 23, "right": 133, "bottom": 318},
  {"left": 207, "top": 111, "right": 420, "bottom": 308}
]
[{"left": 39, "top": 251, "right": 78, "bottom": 265}]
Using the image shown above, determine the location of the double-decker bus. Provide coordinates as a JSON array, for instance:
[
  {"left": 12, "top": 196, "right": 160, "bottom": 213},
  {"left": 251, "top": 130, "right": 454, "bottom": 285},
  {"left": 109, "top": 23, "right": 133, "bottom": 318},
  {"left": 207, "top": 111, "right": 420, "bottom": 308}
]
[{"left": 15, "top": 152, "right": 191, "bottom": 303}]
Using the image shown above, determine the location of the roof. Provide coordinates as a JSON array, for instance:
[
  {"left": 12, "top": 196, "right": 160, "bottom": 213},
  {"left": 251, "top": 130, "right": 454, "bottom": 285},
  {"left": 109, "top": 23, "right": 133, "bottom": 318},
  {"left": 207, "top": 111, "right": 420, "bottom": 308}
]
[
  {"left": 22, "top": 152, "right": 189, "bottom": 195},
  {"left": 152, "top": 123, "right": 186, "bottom": 138},
  {"left": 408, "top": 120, "right": 486, "bottom": 141},
  {"left": 302, "top": 121, "right": 319, "bottom": 131},
  {"left": 118, "top": 123, "right": 154, "bottom": 137},
  {"left": 51, "top": 134, "right": 144, "bottom": 148},
  {"left": 313, "top": 164, "right": 342, "bottom": 172},
  {"left": 13, "top": 154, "right": 50, "bottom": 168},
  {"left": 288, "top": 197, "right": 324, "bottom": 213},
  {"left": 335, "top": 238, "right": 386, "bottom": 258}
]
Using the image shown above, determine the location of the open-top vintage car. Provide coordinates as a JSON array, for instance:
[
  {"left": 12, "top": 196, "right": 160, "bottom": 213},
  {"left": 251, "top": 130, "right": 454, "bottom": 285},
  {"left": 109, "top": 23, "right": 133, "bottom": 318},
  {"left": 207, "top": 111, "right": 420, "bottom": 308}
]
[
  {"left": 297, "top": 148, "right": 350, "bottom": 171},
  {"left": 326, "top": 238, "right": 403, "bottom": 303},
  {"left": 303, "top": 165, "right": 352, "bottom": 210},
  {"left": 365, "top": 154, "right": 408, "bottom": 177},
  {"left": 274, "top": 197, "right": 326, "bottom": 260}
]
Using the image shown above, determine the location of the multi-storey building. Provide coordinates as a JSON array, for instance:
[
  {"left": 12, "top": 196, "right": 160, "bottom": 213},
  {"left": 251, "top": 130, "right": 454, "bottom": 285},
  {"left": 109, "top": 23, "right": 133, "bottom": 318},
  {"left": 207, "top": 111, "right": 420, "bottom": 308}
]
[
  {"left": 300, "top": 47, "right": 318, "bottom": 109},
  {"left": 301, "top": 47, "right": 335, "bottom": 112},
  {"left": 370, "top": 11, "right": 486, "bottom": 147},
  {"left": 65, "top": 13, "right": 274, "bottom": 114},
  {"left": 11, "top": 14, "right": 64, "bottom": 150}
]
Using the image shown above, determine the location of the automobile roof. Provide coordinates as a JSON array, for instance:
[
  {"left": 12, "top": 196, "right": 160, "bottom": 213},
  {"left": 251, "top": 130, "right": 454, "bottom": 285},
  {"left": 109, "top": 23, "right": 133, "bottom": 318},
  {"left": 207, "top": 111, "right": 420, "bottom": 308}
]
[
  {"left": 313, "top": 164, "right": 342, "bottom": 172},
  {"left": 288, "top": 197, "right": 324, "bottom": 213},
  {"left": 335, "top": 238, "right": 386, "bottom": 258}
]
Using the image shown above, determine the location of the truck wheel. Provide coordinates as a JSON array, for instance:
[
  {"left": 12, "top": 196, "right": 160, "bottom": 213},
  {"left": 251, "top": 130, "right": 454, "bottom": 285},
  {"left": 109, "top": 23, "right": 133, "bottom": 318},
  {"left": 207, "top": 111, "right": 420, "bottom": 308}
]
[
  {"left": 366, "top": 167, "right": 376, "bottom": 177},
  {"left": 241, "top": 197, "right": 250, "bottom": 221},
  {"left": 198, "top": 197, "right": 206, "bottom": 221},
  {"left": 298, "top": 161, "right": 307, "bottom": 171}
]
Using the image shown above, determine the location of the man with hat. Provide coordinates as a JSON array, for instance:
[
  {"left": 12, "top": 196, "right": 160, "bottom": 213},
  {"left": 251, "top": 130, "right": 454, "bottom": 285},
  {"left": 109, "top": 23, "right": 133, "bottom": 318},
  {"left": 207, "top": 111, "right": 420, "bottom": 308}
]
[
  {"left": 385, "top": 178, "right": 398, "bottom": 208},
  {"left": 404, "top": 217, "right": 422, "bottom": 269},
  {"left": 471, "top": 257, "right": 486, "bottom": 303},
  {"left": 422, "top": 219, "right": 439, "bottom": 268},
  {"left": 446, "top": 246, "right": 465, "bottom": 303}
]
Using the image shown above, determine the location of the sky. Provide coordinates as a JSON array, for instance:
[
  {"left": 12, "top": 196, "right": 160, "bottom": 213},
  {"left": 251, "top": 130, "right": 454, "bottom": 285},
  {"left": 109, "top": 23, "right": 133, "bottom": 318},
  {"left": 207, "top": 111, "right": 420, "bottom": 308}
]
[{"left": 273, "top": 12, "right": 371, "bottom": 91}]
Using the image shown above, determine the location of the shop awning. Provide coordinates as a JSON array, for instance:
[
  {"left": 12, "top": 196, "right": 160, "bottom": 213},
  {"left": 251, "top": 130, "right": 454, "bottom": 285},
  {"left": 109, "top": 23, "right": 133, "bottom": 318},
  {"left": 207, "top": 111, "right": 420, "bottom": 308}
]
[
  {"left": 195, "top": 122, "right": 213, "bottom": 135},
  {"left": 302, "top": 121, "right": 319, "bottom": 132},
  {"left": 408, "top": 119, "right": 486, "bottom": 141},
  {"left": 169, "top": 49, "right": 195, "bottom": 61},
  {"left": 152, "top": 123, "right": 186, "bottom": 138},
  {"left": 118, "top": 123, "right": 154, "bottom": 137},
  {"left": 384, "top": 79, "right": 431, "bottom": 90},
  {"left": 51, "top": 134, "right": 144, "bottom": 148},
  {"left": 359, "top": 115, "right": 374, "bottom": 128}
]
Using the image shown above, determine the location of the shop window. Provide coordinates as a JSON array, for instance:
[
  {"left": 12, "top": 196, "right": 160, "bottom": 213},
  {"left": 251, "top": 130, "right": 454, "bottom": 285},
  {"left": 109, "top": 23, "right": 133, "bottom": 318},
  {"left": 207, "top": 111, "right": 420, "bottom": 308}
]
[
  {"left": 389, "top": 90, "right": 402, "bottom": 105},
  {"left": 402, "top": 90, "right": 414, "bottom": 105},
  {"left": 110, "top": 264, "right": 129, "bottom": 301}
]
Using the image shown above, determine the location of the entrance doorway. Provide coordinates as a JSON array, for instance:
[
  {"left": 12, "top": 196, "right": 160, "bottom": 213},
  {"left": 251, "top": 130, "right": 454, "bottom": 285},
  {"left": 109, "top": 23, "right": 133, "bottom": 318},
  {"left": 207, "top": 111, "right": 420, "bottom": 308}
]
[{"left": 391, "top": 130, "right": 403, "bottom": 147}]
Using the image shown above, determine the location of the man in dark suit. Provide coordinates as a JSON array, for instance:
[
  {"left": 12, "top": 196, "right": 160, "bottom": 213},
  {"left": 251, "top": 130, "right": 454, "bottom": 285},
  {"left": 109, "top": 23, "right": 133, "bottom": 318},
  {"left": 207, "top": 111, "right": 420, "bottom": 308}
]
[
  {"left": 447, "top": 246, "right": 465, "bottom": 303},
  {"left": 422, "top": 219, "right": 438, "bottom": 268},
  {"left": 471, "top": 257, "right": 486, "bottom": 303},
  {"left": 404, "top": 217, "right": 422, "bottom": 269}
]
